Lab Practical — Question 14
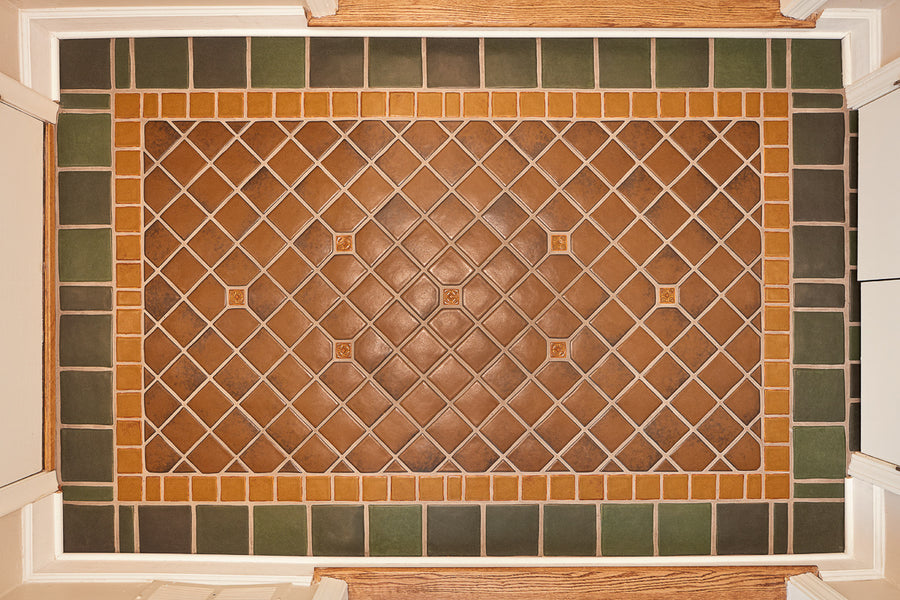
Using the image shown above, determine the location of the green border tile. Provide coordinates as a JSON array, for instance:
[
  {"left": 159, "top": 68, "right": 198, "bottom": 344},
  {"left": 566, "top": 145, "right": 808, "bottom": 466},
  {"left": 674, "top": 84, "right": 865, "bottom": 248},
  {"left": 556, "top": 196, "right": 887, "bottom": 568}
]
[
  {"left": 59, "top": 314, "right": 112, "bottom": 367},
  {"left": 369, "top": 505, "right": 422, "bottom": 556},
  {"left": 793, "top": 113, "right": 845, "bottom": 165},
  {"left": 794, "top": 426, "right": 846, "bottom": 479},
  {"left": 656, "top": 38, "right": 709, "bottom": 88},
  {"left": 138, "top": 505, "right": 191, "bottom": 553},
  {"left": 311, "top": 505, "right": 365, "bottom": 556},
  {"left": 794, "top": 312, "right": 844, "bottom": 365},
  {"left": 60, "top": 370, "right": 113, "bottom": 425},
  {"left": 426, "top": 38, "right": 480, "bottom": 88},
  {"left": 849, "top": 402, "right": 861, "bottom": 451},
  {"left": 193, "top": 37, "right": 247, "bottom": 89},
  {"left": 793, "top": 368, "right": 845, "bottom": 422},
  {"left": 601, "top": 504, "right": 653, "bottom": 556},
  {"left": 793, "top": 93, "right": 843, "bottom": 108},
  {"left": 795, "top": 482, "right": 845, "bottom": 499},
  {"left": 309, "top": 37, "right": 364, "bottom": 88},
  {"left": 369, "top": 38, "right": 424, "bottom": 88},
  {"left": 58, "top": 228, "right": 112, "bottom": 283},
  {"left": 119, "top": 506, "right": 135, "bottom": 553},
  {"left": 658, "top": 503, "right": 711, "bottom": 556},
  {"left": 714, "top": 38, "right": 766, "bottom": 88},
  {"left": 59, "top": 428, "right": 113, "bottom": 482},
  {"left": 197, "top": 505, "right": 249, "bottom": 555},
  {"left": 793, "top": 169, "right": 844, "bottom": 223},
  {"left": 486, "top": 505, "right": 539, "bottom": 556},
  {"left": 771, "top": 39, "right": 786, "bottom": 88},
  {"left": 794, "top": 283, "right": 844, "bottom": 308},
  {"left": 134, "top": 38, "right": 189, "bottom": 89},
  {"left": 774, "top": 503, "right": 788, "bottom": 554},
  {"left": 59, "top": 39, "right": 110, "bottom": 90},
  {"left": 57, "top": 114, "right": 111, "bottom": 167},
  {"left": 716, "top": 503, "right": 768, "bottom": 555},
  {"left": 59, "top": 171, "right": 112, "bottom": 225},
  {"left": 254, "top": 505, "right": 307, "bottom": 556},
  {"left": 484, "top": 38, "right": 537, "bottom": 88},
  {"left": 59, "top": 94, "right": 111, "bottom": 110},
  {"left": 59, "top": 286, "right": 113, "bottom": 311},
  {"left": 115, "top": 39, "right": 130, "bottom": 89},
  {"left": 251, "top": 37, "right": 305, "bottom": 88},
  {"left": 794, "top": 502, "right": 845, "bottom": 553},
  {"left": 63, "top": 504, "right": 115, "bottom": 552},
  {"left": 792, "top": 39, "right": 842, "bottom": 89},
  {"left": 427, "top": 505, "right": 480, "bottom": 556},
  {"left": 541, "top": 38, "right": 595, "bottom": 89},
  {"left": 62, "top": 485, "right": 114, "bottom": 501},
  {"left": 543, "top": 504, "right": 596, "bottom": 557},
  {"left": 597, "top": 38, "right": 650, "bottom": 88},
  {"left": 793, "top": 226, "right": 844, "bottom": 279}
]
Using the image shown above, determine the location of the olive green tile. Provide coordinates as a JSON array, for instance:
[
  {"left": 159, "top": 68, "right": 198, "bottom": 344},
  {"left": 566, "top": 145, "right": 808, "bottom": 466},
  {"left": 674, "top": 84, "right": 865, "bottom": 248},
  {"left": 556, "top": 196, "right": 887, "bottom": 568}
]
[
  {"left": 656, "top": 38, "right": 709, "bottom": 88},
  {"left": 600, "top": 504, "right": 652, "bottom": 556},
  {"left": 193, "top": 37, "right": 247, "bottom": 89},
  {"left": 794, "top": 283, "right": 844, "bottom": 309},
  {"left": 774, "top": 503, "right": 788, "bottom": 554},
  {"left": 62, "top": 485, "right": 114, "bottom": 501},
  {"left": 771, "top": 39, "right": 786, "bottom": 88},
  {"left": 541, "top": 38, "right": 594, "bottom": 89},
  {"left": 849, "top": 136, "right": 858, "bottom": 188},
  {"left": 59, "top": 428, "right": 113, "bottom": 482},
  {"left": 793, "top": 169, "right": 844, "bottom": 222},
  {"left": 251, "top": 37, "right": 305, "bottom": 88},
  {"left": 63, "top": 504, "right": 115, "bottom": 552},
  {"left": 119, "top": 506, "right": 135, "bottom": 553},
  {"left": 311, "top": 505, "right": 364, "bottom": 556},
  {"left": 426, "top": 38, "right": 479, "bottom": 88},
  {"left": 795, "top": 482, "right": 845, "bottom": 499},
  {"left": 59, "top": 171, "right": 111, "bottom": 225},
  {"left": 849, "top": 110, "right": 858, "bottom": 133},
  {"left": 543, "top": 504, "right": 596, "bottom": 557},
  {"left": 716, "top": 503, "right": 768, "bottom": 555},
  {"left": 793, "top": 113, "right": 845, "bottom": 165},
  {"left": 115, "top": 39, "right": 130, "bottom": 89},
  {"left": 254, "top": 505, "right": 306, "bottom": 555},
  {"left": 658, "top": 503, "right": 710, "bottom": 556},
  {"left": 850, "top": 324, "right": 859, "bottom": 360},
  {"left": 59, "top": 39, "right": 110, "bottom": 90},
  {"left": 793, "top": 226, "right": 844, "bottom": 279},
  {"left": 58, "top": 228, "right": 112, "bottom": 283},
  {"left": 369, "top": 38, "right": 423, "bottom": 88},
  {"left": 369, "top": 505, "right": 422, "bottom": 557},
  {"left": 484, "top": 38, "right": 537, "bottom": 88},
  {"left": 60, "top": 370, "right": 113, "bottom": 425},
  {"left": 792, "top": 39, "right": 843, "bottom": 89},
  {"left": 794, "top": 312, "right": 844, "bottom": 365},
  {"left": 427, "top": 505, "right": 480, "bottom": 556},
  {"left": 794, "top": 502, "right": 845, "bottom": 553},
  {"left": 309, "top": 37, "right": 364, "bottom": 88},
  {"left": 57, "top": 114, "right": 111, "bottom": 167},
  {"left": 59, "top": 314, "right": 112, "bottom": 367},
  {"left": 794, "top": 368, "right": 845, "bottom": 422},
  {"left": 197, "top": 505, "right": 249, "bottom": 555},
  {"left": 849, "top": 401, "right": 861, "bottom": 450},
  {"left": 850, "top": 192, "right": 858, "bottom": 226},
  {"left": 794, "top": 426, "right": 846, "bottom": 479},
  {"left": 793, "top": 93, "right": 843, "bottom": 108},
  {"left": 597, "top": 38, "right": 650, "bottom": 88},
  {"left": 850, "top": 363, "right": 860, "bottom": 398},
  {"left": 139, "top": 505, "right": 191, "bottom": 553},
  {"left": 486, "top": 505, "right": 538, "bottom": 556},
  {"left": 60, "top": 286, "right": 113, "bottom": 311},
  {"left": 134, "top": 38, "right": 189, "bottom": 89},
  {"left": 59, "top": 94, "right": 111, "bottom": 110},
  {"left": 714, "top": 38, "right": 766, "bottom": 88}
]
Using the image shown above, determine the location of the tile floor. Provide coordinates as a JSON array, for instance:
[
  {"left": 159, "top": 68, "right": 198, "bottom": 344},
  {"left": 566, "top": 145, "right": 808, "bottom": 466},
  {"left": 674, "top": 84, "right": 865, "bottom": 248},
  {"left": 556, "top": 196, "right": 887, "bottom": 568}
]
[{"left": 55, "top": 37, "right": 856, "bottom": 557}]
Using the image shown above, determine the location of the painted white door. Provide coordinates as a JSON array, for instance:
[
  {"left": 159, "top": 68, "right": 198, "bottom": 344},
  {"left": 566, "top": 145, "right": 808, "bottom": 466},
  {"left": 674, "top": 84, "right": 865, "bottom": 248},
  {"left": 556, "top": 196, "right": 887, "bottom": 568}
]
[{"left": 0, "top": 102, "right": 45, "bottom": 487}]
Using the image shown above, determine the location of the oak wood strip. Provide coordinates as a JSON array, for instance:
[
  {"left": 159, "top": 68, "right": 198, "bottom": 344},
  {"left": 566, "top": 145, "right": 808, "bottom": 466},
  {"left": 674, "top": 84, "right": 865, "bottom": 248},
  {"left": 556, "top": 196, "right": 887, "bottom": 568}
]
[
  {"left": 42, "top": 123, "right": 57, "bottom": 473},
  {"left": 308, "top": 0, "right": 816, "bottom": 29},
  {"left": 315, "top": 567, "right": 819, "bottom": 600}
]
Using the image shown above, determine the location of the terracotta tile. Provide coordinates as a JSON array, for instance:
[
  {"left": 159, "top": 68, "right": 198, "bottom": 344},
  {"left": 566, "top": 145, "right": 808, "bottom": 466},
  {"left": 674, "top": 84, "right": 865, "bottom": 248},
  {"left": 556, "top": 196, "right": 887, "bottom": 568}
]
[
  {"left": 521, "top": 475, "right": 547, "bottom": 500},
  {"left": 519, "top": 92, "right": 545, "bottom": 117},
  {"left": 362, "top": 476, "right": 388, "bottom": 501},
  {"left": 607, "top": 474, "right": 633, "bottom": 500},
  {"left": 447, "top": 475, "right": 463, "bottom": 500},
  {"left": 145, "top": 477, "right": 161, "bottom": 501},
  {"left": 765, "top": 389, "right": 790, "bottom": 415},
  {"left": 604, "top": 92, "right": 629, "bottom": 117},
  {"left": 662, "top": 474, "right": 689, "bottom": 499},
  {"left": 118, "top": 476, "right": 142, "bottom": 501},
  {"left": 575, "top": 92, "right": 602, "bottom": 118},
  {"left": 361, "top": 92, "right": 386, "bottom": 117},
  {"left": 115, "top": 121, "right": 141, "bottom": 148},
  {"left": 763, "top": 92, "right": 789, "bottom": 117},
  {"left": 764, "top": 417, "right": 790, "bottom": 443},
  {"left": 189, "top": 92, "right": 215, "bottom": 118},
  {"left": 660, "top": 92, "right": 686, "bottom": 118},
  {"left": 465, "top": 475, "right": 490, "bottom": 500},
  {"left": 764, "top": 148, "right": 790, "bottom": 174},
  {"left": 549, "top": 474, "right": 576, "bottom": 500},
  {"left": 764, "top": 361, "right": 790, "bottom": 387},
  {"left": 164, "top": 476, "right": 189, "bottom": 501},
  {"left": 764, "top": 120, "right": 789, "bottom": 145},
  {"left": 333, "top": 476, "right": 360, "bottom": 501},
  {"left": 191, "top": 476, "right": 217, "bottom": 501},
  {"left": 117, "top": 448, "right": 141, "bottom": 474},
  {"left": 578, "top": 475, "right": 604, "bottom": 500},
  {"left": 217, "top": 92, "right": 244, "bottom": 118},
  {"left": 332, "top": 92, "right": 358, "bottom": 117},
  {"left": 389, "top": 92, "right": 414, "bottom": 117},
  {"left": 277, "top": 476, "right": 302, "bottom": 501},
  {"left": 115, "top": 179, "right": 141, "bottom": 204},
  {"left": 391, "top": 475, "right": 416, "bottom": 500}
]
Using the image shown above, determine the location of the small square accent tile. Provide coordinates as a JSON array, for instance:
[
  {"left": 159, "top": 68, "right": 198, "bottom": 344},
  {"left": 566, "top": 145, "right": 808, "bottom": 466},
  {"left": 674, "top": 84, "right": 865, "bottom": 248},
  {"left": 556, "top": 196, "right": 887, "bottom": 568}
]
[
  {"left": 335, "top": 342, "right": 353, "bottom": 360},
  {"left": 549, "top": 341, "right": 567, "bottom": 359},
  {"left": 550, "top": 234, "right": 568, "bottom": 252},
  {"left": 442, "top": 288, "right": 461, "bottom": 306},
  {"left": 335, "top": 235, "right": 354, "bottom": 252},
  {"left": 227, "top": 288, "right": 246, "bottom": 306},
  {"left": 659, "top": 287, "right": 676, "bottom": 304}
]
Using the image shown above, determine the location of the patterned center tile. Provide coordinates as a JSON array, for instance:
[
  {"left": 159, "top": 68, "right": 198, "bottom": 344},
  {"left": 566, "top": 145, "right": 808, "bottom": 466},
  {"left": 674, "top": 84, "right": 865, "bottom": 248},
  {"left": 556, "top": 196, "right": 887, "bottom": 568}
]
[{"left": 143, "top": 117, "right": 763, "bottom": 475}]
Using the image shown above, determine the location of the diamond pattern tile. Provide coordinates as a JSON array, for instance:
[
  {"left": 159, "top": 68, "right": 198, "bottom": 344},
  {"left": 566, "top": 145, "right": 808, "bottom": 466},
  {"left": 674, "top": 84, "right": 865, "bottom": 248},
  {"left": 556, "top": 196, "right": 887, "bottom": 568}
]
[{"left": 143, "top": 117, "right": 762, "bottom": 475}]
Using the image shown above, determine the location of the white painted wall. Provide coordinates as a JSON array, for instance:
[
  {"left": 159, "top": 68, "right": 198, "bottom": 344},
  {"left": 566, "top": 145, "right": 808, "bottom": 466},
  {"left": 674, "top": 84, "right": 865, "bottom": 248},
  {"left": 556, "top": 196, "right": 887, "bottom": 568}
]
[
  {"left": 0, "top": 102, "right": 44, "bottom": 488},
  {"left": 0, "top": 509, "right": 23, "bottom": 598},
  {"left": 0, "top": 0, "right": 20, "bottom": 82},
  {"left": 881, "top": 1, "right": 900, "bottom": 64}
]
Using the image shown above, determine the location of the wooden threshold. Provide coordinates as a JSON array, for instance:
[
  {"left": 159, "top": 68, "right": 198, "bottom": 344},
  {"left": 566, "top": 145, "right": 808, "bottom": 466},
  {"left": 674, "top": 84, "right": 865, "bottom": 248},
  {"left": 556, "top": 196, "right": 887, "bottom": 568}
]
[
  {"left": 42, "top": 122, "right": 56, "bottom": 474},
  {"left": 308, "top": 0, "right": 816, "bottom": 29},
  {"left": 314, "top": 567, "right": 820, "bottom": 600}
]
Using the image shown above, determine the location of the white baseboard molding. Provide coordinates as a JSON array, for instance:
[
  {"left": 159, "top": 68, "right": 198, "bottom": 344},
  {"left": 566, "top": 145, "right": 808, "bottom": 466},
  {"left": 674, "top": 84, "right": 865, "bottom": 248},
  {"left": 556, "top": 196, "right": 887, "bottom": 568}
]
[
  {"left": 846, "top": 55, "right": 900, "bottom": 108},
  {"left": 849, "top": 452, "right": 900, "bottom": 496},
  {"left": 789, "top": 573, "right": 850, "bottom": 600},
  {"left": 311, "top": 577, "right": 348, "bottom": 600},
  {"left": 0, "top": 471, "right": 58, "bottom": 519},
  {"left": 304, "top": 0, "right": 338, "bottom": 18},
  {"left": 781, "top": 0, "right": 829, "bottom": 21},
  {"left": 0, "top": 69, "right": 57, "bottom": 123}
]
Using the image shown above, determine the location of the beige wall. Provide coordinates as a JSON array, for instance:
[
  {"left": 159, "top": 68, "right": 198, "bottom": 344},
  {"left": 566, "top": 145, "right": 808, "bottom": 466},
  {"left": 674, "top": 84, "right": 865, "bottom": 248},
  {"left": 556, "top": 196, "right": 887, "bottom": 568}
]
[
  {"left": 881, "top": 0, "right": 900, "bottom": 65},
  {"left": 0, "top": 0, "right": 19, "bottom": 82},
  {"left": 0, "top": 509, "right": 23, "bottom": 598}
]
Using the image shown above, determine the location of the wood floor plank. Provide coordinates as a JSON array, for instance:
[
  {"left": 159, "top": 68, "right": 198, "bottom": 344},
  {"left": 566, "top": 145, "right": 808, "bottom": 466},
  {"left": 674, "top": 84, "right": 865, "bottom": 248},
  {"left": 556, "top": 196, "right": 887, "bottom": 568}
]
[
  {"left": 315, "top": 567, "right": 819, "bottom": 600},
  {"left": 308, "top": 0, "right": 816, "bottom": 29}
]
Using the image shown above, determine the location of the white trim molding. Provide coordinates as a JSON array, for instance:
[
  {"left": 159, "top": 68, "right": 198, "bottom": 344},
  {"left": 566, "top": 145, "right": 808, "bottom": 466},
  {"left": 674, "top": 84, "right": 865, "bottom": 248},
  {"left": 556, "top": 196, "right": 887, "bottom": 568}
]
[
  {"left": 305, "top": 0, "right": 338, "bottom": 18},
  {"left": 781, "top": 0, "right": 829, "bottom": 21},
  {"left": 848, "top": 453, "right": 900, "bottom": 499},
  {"left": 0, "top": 70, "right": 57, "bottom": 123},
  {"left": 846, "top": 55, "right": 900, "bottom": 108},
  {"left": 788, "top": 573, "right": 850, "bottom": 600},
  {"left": 816, "top": 8, "right": 882, "bottom": 87},
  {"left": 0, "top": 471, "right": 57, "bottom": 519}
]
